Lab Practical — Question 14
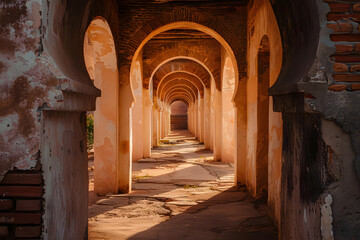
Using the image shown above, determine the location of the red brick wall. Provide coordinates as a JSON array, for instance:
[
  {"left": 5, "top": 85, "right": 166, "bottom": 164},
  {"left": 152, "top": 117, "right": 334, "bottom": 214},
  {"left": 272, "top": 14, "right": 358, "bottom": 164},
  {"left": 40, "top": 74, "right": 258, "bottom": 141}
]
[
  {"left": 171, "top": 115, "right": 188, "bottom": 130},
  {"left": 0, "top": 171, "right": 43, "bottom": 239},
  {"left": 326, "top": 1, "right": 360, "bottom": 91}
]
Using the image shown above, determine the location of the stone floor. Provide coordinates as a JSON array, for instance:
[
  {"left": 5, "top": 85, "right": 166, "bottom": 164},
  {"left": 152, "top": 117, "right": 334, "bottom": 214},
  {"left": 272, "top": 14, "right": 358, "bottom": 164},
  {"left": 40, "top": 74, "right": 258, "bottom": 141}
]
[{"left": 88, "top": 130, "right": 277, "bottom": 240}]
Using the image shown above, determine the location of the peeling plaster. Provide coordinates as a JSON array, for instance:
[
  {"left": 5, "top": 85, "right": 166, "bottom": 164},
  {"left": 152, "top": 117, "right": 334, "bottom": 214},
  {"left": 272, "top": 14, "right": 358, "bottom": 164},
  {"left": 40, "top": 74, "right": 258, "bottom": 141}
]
[{"left": 321, "top": 194, "right": 334, "bottom": 240}]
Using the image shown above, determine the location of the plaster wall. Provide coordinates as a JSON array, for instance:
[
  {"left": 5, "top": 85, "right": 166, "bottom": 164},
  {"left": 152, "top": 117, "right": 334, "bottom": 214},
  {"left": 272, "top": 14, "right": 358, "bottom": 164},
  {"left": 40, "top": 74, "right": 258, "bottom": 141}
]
[
  {"left": 131, "top": 59, "right": 144, "bottom": 161},
  {"left": 247, "top": 0, "right": 283, "bottom": 224},
  {"left": 221, "top": 50, "right": 235, "bottom": 164},
  {"left": 280, "top": 113, "right": 325, "bottom": 240},
  {"left": 41, "top": 111, "right": 88, "bottom": 240},
  {"left": 142, "top": 88, "right": 152, "bottom": 158},
  {"left": 84, "top": 18, "right": 118, "bottom": 195},
  {"left": 321, "top": 119, "right": 360, "bottom": 239},
  {"left": 198, "top": 96, "right": 204, "bottom": 142},
  {"left": 0, "top": 0, "right": 56, "bottom": 180},
  {"left": 214, "top": 89, "right": 222, "bottom": 161},
  {"left": 171, "top": 101, "right": 188, "bottom": 115},
  {"left": 204, "top": 88, "right": 211, "bottom": 149}
]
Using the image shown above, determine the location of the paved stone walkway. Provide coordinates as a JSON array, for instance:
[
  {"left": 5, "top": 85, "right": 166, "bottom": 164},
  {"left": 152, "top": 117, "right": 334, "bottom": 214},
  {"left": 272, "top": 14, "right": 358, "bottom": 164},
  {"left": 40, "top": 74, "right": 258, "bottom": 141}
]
[{"left": 88, "top": 130, "right": 277, "bottom": 240}]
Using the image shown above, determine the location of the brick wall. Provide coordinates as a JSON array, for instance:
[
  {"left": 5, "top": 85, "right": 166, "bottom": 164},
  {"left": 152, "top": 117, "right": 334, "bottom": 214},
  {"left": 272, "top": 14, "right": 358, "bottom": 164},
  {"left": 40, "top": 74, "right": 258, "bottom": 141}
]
[
  {"left": 171, "top": 115, "right": 188, "bottom": 130},
  {"left": 326, "top": 1, "right": 360, "bottom": 92},
  {"left": 0, "top": 171, "right": 43, "bottom": 239}
]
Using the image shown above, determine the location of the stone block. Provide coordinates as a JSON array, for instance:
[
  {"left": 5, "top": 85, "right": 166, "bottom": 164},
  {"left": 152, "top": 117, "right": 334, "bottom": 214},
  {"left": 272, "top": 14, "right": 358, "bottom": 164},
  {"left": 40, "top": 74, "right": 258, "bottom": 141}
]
[
  {"left": 0, "top": 226, "right": 8, "bottom": 237},
  {"left": 335, "top": 44, "right": 353, "bottom": 53},
  {"left": 351, "top": 83, "right": 360, "bottom": 90},
  {"left": 353, "top": 3, "right": 360, "bottom": 13},
  {"left": 0, "top": 186, "right": 43, "bottom": 198},
  {"left": 350, "top": 65, "right": 360, "bottom": 72},
  {"left": 328, "top": 84, "right": 347, "bottom": 91},
  {"left": 333, "top": 63, "right": 348, "bottom": 72},
  {"left": 333, "top": 74, "right": 360, "bottom": 82},
  {"left": 0, "top": 199, "right": 14, "bottom": 211},
  {"left": 329, "top": 3, "right": 351, "bottom": 12},
  {"left": 0, "top": 212, "right": 41, "bottom": 224},
  {"left": 15, "top": 226, "right": 41, "bottom": 238},
  {"left": 1, "top": 173, "right": 42, "bottom": 185},
  {"left": 330, "top": 34, "right": 360, "bottom": 42},
  {"left": 327, "top": 23, "right": 353, "bottom": 33},
  {"left": 16, "top": 200, "right": 42, "bottom": 211}
]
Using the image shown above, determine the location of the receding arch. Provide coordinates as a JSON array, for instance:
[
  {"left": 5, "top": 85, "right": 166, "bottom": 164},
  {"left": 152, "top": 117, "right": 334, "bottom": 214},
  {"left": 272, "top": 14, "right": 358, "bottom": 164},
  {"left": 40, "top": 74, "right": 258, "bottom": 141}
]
[
  {"left": 152, "top": 59, "right": 211, "bottom": 89},
  {"left": 170, "top": 98, "right": 189, "bottom": 105},
  {"left": 160, "top": 80, "right": 199, "bottom": 101},
  {"left": 165, "top": 88, "right": 196, "bottom": 104},
  {"left": 145, "top": 54, "right": 220, "bottom": 90},
  {"left": 169, "top": 95, "right": 192, "bottom": 105},
  {"left": 170, "top": 100, "right": 189, "bottom": 130},
  {"left": 157, "top": 72, "right": 205, "bottom": 97},
  {"left": 128, "top": 20, "right": 242, "bottom": 103}
]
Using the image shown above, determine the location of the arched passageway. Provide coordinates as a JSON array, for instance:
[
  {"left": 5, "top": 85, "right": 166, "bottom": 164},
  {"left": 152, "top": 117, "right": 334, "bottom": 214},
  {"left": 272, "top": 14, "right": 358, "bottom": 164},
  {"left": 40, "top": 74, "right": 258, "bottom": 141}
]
[
  {"left": 170, "top": 101, "right": 188, "bottom": 130},
  {"left": 87, "top": 2, "right": 283, "bottom": 235},
  {"left": 2, "top": 0, "right": 360, "bottom": 239}
]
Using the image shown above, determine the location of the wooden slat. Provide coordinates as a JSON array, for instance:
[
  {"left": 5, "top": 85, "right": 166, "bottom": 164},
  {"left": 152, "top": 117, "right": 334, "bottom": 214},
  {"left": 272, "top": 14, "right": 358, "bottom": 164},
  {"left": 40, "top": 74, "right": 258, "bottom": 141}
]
[
  {"left": 1, "top": 173, "right": 42, "bottom": 185},
  {"left": 15, "top": 226, "right": 41, "bottom": 238},
  {"left": 16, "top": 200, "right": 41, "bottom": 211},
  {"left": 0, "top": 213, "right": 41, "bottom": 224},
  {"left": 0, "top": 199, "right": 13, "bottom": 211},
  {"left": 0, "top": 186, "right": 43, "bottom": 197}
]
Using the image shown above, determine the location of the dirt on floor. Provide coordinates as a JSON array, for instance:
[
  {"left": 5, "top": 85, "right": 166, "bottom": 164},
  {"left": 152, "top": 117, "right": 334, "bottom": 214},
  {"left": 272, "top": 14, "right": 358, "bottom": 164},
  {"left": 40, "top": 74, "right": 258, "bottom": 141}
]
[{"left": 88, "top": 130, "right": 277, "bottom": 240}]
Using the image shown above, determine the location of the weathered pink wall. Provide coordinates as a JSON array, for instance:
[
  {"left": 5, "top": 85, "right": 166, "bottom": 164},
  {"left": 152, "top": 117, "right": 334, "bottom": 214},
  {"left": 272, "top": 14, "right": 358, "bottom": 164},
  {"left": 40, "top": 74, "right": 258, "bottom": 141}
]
[
  {"left": 84, "top": 18, "right": 118, "bottom": 195},
  {"left": 41, "top": 111, "right": 88, "bottom": 239},
  {"left": 131, "top": 58, "right": 144, "bottom": 161},
  {"left": 221, "top": 50, "right": 236, "bottom": 164},
  {"left": 171, "top": 101, "right": 188, "bottom": 115},
  {"left": 247, "top": 0, "right": 283, "bottom": 224}
]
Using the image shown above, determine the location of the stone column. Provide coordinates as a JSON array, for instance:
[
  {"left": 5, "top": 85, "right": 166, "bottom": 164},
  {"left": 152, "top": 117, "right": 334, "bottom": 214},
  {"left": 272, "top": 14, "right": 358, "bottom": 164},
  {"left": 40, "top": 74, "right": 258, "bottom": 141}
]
[
  {"left": 214, "top": 89, "right": 222, "bottom": 161},
  {"left": 118, "top": 80, "right": 133, "bottom": 193},
  {"left": 142, "top": 88, "right": 152, "bottom": 158},
  {"left": 204, "top": 88, "right": 211, "bottom": 149}
]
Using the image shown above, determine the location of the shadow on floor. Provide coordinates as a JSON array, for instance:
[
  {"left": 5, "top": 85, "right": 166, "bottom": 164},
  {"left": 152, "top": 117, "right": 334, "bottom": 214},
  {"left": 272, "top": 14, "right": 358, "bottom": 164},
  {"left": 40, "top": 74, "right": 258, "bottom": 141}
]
[{"left": 127, "top": 187, "right": 278, "bottom": 240}]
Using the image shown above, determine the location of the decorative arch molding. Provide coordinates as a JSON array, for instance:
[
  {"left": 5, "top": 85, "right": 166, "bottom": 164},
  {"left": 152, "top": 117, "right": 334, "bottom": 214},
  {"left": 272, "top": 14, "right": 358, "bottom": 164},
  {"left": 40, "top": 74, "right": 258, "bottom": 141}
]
[
  {"left": 152, "top": 59, "right": 211, "bottom": 89},
  {"left": 157, "top": 72, "right": 205, "bottom": 96},
  {"left": 143, "top": 46, "right": 220, "bottom": 89},
  {"left": 159, "top": 79, "right": 199, "bottom": 101},
  {"left": 164, "top": 86, "right": 196, "bottom": 103},
  {"left": 164, "top": 87, "right": 197, "bottom": 105},
  {"left": 170, "top": 98, "right": 189, "bottom": 106},
  {"left": 168, "top": 94, "right": 193, "bottom": 106},
  {"left": 166, "top": 89, "right": 195, "bottom": 103}
]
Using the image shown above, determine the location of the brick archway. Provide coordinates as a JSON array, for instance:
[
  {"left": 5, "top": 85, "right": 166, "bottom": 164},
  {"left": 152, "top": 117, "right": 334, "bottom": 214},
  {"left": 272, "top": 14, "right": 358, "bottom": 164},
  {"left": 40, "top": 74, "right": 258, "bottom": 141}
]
[
  {"left": 143, "top": 46, "right": 220, "bottom": 89},
  {"left": 157, "top": 72, "right": 204, "bottom": 97},
  {"left": 152, "top": 59, "right": 211, "bottom": 89},
  {"left": 160, "top": 80, "right": 199, "bottom": 101}
]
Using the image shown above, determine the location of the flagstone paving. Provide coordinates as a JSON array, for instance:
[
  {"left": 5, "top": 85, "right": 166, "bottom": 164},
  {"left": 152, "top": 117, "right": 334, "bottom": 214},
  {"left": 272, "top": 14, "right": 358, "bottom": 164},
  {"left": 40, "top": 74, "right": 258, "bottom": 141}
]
[{"left": 88, "top": 130, "right": 277, "bottom": 240}]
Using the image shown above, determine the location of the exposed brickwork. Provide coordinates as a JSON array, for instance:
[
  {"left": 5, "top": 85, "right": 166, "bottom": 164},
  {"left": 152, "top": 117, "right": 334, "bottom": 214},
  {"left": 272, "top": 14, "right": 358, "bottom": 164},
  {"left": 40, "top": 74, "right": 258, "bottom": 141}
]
[
  {"left": 115, "top": 2, "right": 248, "bottom": 85},
  {"left": 0, "top": 171, "right": 43, "bottom": 239},
  {"left": 326, "top": 0, "right": 360, "bottom": 90},
  {"left": 328, "top": 84, "right": 347, "bottom": 91},
  {"left": 143, "top": 39, "right": 221, "bottom": 89},
  {"left": 171, "top": 115, "right": 188, "bottom": 130},
  {"left": 160, "top": 79, "right": 198, "bottom": 102},
  {"left": 165, "top": 87, "right": 195, "bottom": 102}
]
